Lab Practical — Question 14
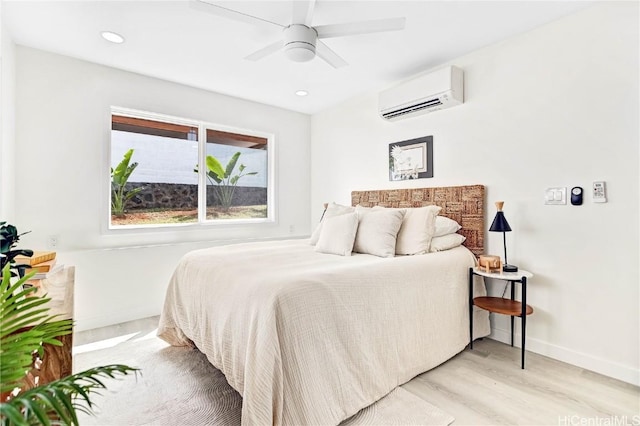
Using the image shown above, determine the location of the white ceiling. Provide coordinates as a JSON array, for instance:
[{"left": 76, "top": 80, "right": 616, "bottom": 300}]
[{"left": 2, "top": 0, "right": 593, "bottom": 115}]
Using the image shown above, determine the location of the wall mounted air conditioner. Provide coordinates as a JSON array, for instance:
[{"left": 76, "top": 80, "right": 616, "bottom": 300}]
[{"left": 379, "top": 65, "right": 463, "bottom": 121}]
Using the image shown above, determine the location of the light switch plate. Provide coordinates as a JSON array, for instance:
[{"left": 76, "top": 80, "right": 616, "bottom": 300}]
[{"left": 545, "top": 187, "right": 567, "bottom": 205}]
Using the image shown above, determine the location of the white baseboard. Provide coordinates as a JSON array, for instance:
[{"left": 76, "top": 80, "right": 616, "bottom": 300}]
[
  {"left": 490, "top": 327, "right": 640, "bottom": 387},
  {"left": 75, "top": 306, "right": 161, "bottom": 332}
]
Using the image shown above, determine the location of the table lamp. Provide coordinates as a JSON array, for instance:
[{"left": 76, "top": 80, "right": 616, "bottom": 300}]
[{"left": 489, "top": 201, "right": 518, "bottom": 272}]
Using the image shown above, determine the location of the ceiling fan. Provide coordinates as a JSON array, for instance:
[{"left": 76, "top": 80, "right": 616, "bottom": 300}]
[{"left": 190, "top": 0, "right": 406, "bottom": 68}]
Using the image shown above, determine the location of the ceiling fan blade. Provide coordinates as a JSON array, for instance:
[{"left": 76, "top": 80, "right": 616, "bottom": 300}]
[
  {"left": 316, "top": 41, "right": 348, "bottom": 69},
  {"left": 315, "top": 17, "right": 406, "bottom": 39},
  {"left": 190, "top": 0, "right": 284, "bottom": 30},
  {"left": 292, "top": 0, "right": 316, "bottom": 26},
  {"left": 244, "top": 40, "right": 283, "bottom": 61}
]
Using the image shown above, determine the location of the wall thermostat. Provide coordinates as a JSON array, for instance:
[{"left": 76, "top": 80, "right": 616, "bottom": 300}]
[
  {"left": 570, "top": 187, "right": 583, "bottom": 205},
  {"left": 593, "top": 181, "right": 607, "bottom": 203}
]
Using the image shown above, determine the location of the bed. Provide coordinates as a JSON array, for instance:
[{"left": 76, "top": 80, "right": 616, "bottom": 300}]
[{"left": 158, "top": 185, "right": 490, "bottom": 425}]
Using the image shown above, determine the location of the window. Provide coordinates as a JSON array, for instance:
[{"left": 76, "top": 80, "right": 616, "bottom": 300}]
[
  {"left": 109, "top": 108, "right": 273, "bottom": 228},
  {"left": 204, "top": 129, "right": 268, "bottom": 220}
]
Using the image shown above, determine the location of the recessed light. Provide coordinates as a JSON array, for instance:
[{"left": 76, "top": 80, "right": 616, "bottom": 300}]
[
  {"left": 295, "top": 90, "right": 308, "bottom": 97},
  {"left": 101, "top": 31, "right": 125, "bottom": 44}
]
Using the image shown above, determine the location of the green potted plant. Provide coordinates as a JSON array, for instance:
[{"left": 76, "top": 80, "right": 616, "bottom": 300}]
[
  {"left": 0, "top": 222, "right": 33, "bottom": 278},
  {"left": 0, "top": 223, "right": 138, "bottom": 425}
]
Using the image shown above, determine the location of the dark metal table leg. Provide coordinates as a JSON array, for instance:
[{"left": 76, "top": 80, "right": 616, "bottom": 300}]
[
  {"left": 521, "top": 277, "right": 527, "bottom": 369},
  {"left": 469, "top": 267, "right": 474, "bottom": 350},
  {"left": 510, "top": 280, "right": 515, "bottom": 347}
]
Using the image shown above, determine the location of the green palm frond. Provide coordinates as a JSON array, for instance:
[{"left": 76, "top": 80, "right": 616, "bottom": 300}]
[
  {"left": 1, "top": 365, "right": 139, "bottom": 426},
  {"left": 0, "top": 268, "right": 73, "bottom": 394},
  {"left": 0, "top": 263, "right": 139, "bottom": 425}
]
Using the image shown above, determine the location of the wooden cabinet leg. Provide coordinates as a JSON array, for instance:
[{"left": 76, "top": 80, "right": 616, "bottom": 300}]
[{"left": 37, "top": 333, "right": 73, "bottom": 384}]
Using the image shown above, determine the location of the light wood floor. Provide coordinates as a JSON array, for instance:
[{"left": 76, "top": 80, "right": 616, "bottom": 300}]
[{"left": 75, "top": 317, "right": 639, "bottom": 425}]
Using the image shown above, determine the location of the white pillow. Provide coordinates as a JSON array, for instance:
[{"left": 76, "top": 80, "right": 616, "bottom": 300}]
[
  {"left": 373, "top": 205, "right": 442, "bottom": 255},
  {"left": 353, "top": 209, "right": 405, "bottom": 258},
  {"left": 429, "top": 233, "right": 466, "bottom": 252},
  {"left": 314, "top": 212, "right": 358, "bottom": 256},
  {"left": 434, "top": 216, "right": 462, "bottom": 237},
  {"left": 310, "top": 202, "right": 355, "bottom": 245},
  {"left": 355, "top": 204, "right": 372, "bottom": 214}
]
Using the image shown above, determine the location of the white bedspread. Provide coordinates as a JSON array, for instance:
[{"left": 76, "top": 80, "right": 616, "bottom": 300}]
[{"left": 158, "top": 239, "right": 489, "bottom": 425}]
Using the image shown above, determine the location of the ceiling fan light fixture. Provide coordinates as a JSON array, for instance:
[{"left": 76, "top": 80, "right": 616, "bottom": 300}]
[
  {"left": 284, "top": 43, "right": 316, "bottom": 62},
  {"left": 283, "top": 24, "right": 317, "bottom": 62}
]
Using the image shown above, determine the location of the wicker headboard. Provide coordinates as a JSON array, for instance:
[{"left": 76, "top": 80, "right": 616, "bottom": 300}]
[{"left": 351, "top": 185, "right": 485, "bottom": 257}]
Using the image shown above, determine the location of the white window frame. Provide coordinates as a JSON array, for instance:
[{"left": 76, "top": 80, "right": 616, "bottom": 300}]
[{"left": 107, "top": 106, "right": 276, "bottom": 231}]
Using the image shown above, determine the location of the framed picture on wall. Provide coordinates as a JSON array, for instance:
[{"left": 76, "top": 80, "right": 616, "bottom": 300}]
[{"left": 388, "top": 136, "right": 433, "bottom": 181}]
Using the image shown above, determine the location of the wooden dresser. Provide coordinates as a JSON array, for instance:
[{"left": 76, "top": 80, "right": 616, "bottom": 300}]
[{"left": 27, "top": 266, "right": 75, "bottom": 386}]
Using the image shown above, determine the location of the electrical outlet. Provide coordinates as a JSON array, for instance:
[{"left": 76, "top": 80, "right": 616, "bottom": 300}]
[
  {"left": 47, "top": 235, "right": 59, "bottom": 249},
  {"left": 289, "top": 225, "right": 295, "bottom": 234}
]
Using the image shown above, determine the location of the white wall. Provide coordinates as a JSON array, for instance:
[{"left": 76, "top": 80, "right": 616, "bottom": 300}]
[
  {"left": 311, "top": 3, "right": 639, "bottom": 385},
  {"left": 0, "top": 4, "right": 16, "bottom": 221},
  {"left": 13, "top": 47, "right": 311, "bottom": 330}
]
